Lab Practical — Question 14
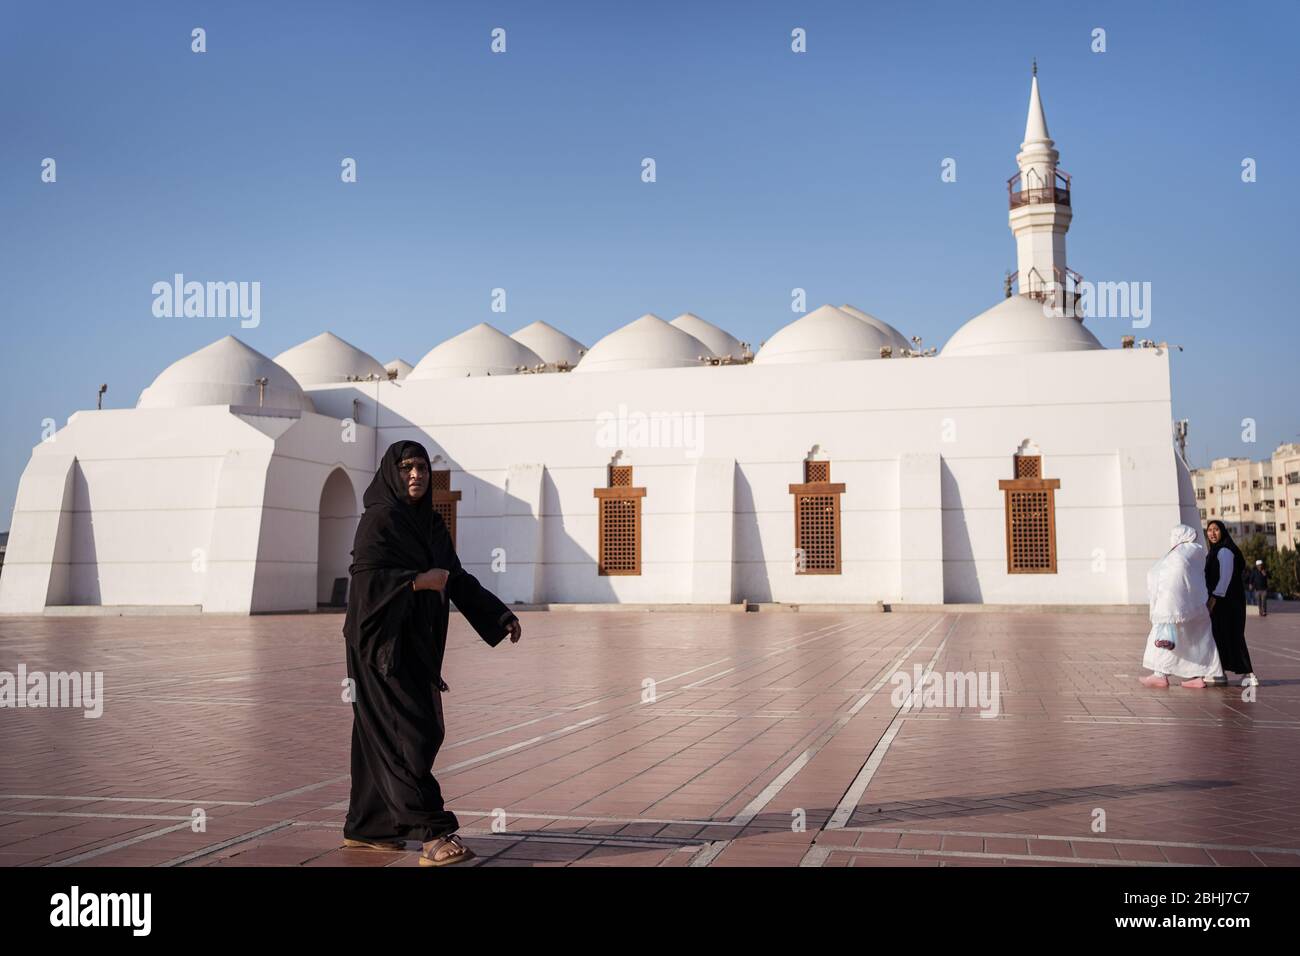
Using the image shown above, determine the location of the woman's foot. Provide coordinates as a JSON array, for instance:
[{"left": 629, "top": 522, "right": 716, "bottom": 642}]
[
  {"left": 1179, "top": 677, "right": 1206, "bottom": 689},
  {"left": 1139, "top": 674, "right": 1169, "bottom": 689},
  {"left": 1241, "top": 673, "right": 1260, "bottom": 687},
  {"left": 420, "top": 833, "right": 475, "bottom": 867}
]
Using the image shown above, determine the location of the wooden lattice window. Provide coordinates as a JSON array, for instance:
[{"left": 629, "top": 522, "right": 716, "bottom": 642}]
[
  {"left": 998, "top": 454, "right": 1059, "bottom": 573},
  {"left": 1015, "top": 455, "right": 1041, "bottom": 479},
  {"left": 594, "top": 465, "right": 645, "bottom": 575},
  {"left": 429, "top": 469, "right": 461, "bottom": 548},
  {"left": 789, "top": 460, "right": 846, "bottom": 574}
]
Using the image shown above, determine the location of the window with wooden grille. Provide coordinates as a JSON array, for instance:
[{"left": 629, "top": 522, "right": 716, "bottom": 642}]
[
  {"left": 593, "top": 465, "right": 644, "bottom": 575},
  {"left": 789, "top": 459, "right": 845, "bottom": 574},
  {"left": 429, "top": 469, "right": 461, "bottom": 547},
  {"left": 998, "top": 454, "right": 1059, "bottom": 574}
]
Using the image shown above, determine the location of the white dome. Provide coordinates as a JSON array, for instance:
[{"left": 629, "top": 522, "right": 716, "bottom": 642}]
[
  {"left": 409, "top": 323, "right": 544, "bottom": 380},
  {"left": 574, "top": 313, "right": 714, "bottom": 374},
  {"left": 273, "top": 331, "right": 387, "bottom": 386},
  {"left": 839, "top": 304, "right": 911, "bottom": 354},
  {"left": 384, "top": 358, "right": 413, "bottom": 380},
  {"left": 941, "top": 295, "right": 1103, "bottom": 358},
  {"left": 670, "top": 313, "right": 745, "bottom": 360},
  {"left": 753, "top": 304, "right": 891, "bottom": 365},
  {"left": 137, "top": 336, "right": 314, "bottom": 411},
  {"left": 510, "top": 321, "right": 587, "bottom": 367}
]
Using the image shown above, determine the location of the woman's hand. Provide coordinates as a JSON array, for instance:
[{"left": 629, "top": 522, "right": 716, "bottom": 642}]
[
  {"left": 506, "top": 618, "right": 522, "bottom": 643},
  {"left": 413, "top": 569, "right": 450, "bottom": 592},
  {"left": 1207, "top": 595, "right": 1217, "bottom": 612}
]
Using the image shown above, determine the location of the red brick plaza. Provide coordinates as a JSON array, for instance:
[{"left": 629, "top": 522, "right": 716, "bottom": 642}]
[{"left": 1, "top": 608, "right": 1297, "bottom": 868}]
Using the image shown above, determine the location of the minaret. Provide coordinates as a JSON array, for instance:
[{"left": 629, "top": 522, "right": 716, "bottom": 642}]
[{"left": 1008, "top": 63, "right": 1075, "bottom": 306}]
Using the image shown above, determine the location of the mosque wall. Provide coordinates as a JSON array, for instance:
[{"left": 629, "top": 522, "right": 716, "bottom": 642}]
[
  {"left": 0, "top": 407, "right": 375, "bottom": 614},
  {"left": 300, "top": 344, "right": 1178, "bottom": 607},
  {"left": 0, "top": 346, "right": 1179, "bottom": 613}
]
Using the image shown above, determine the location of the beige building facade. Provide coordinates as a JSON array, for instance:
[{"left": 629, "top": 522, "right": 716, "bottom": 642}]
[
  {"left": 1274, "top": 443, "right": 1300, "bottom": 551},
  {"left": 1191, "top": 443, "right": 1300, "bottom": 551}
]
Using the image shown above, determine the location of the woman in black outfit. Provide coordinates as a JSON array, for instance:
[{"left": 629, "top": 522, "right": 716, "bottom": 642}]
[
  {"left": 1204, "top": 520, "right": 1258, "bottom": 687},
  {"left": 342, "top": 440, "right": 522, "bottom": 865}
]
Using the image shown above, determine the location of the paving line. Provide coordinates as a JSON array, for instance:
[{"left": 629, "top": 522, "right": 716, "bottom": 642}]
[
  {"left": 825, "top": 619, "right": 957, "bottom": 830},
  {"left": 689, "top": 616, "right": 947, "bottom": 867},
  {"left": 1, "top": 810, "right": 192, "bottom": 822},
  {"left": 0, "top": 793, "right": 255, "bottom": 807},
  {"left": 441, "top": 655, "right": 736, "bottom": 750},
  {"left": 159, "top": 821, "right": 297, "bottom": 867},
  {"left": 824, "top": 844, "right": 1191, "bottom": 867},
  {"left": 250, "top": 775, "right": 348, "bottom": 806},
  {"left": 441, "top": 620, "right": 856, "bottom": 755},
  {"left": 43, "top": 821, "right": 195, "bottom": 867},
  {"left": 689, "top": 841, "right": 730, "bottom": 867},
  {"left": 728, "top": 616, "right": 948, "bottom": 829},
  {"left": 827, "top": 826, "right": 1300, "bottom": 857},
  {"left": 448, "top": 807, "right": 743, "bottom": 828},
  {"left": 428, "top": 620, "right": 867, "bottom": 779},
  {"left": 799, "top": 845, "right": 833, "bottom": 867}
]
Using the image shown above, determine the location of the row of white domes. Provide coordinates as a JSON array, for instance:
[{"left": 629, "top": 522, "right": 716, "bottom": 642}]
[{"left": 135, "top": 299, "right": 1101, "bottom": 409}]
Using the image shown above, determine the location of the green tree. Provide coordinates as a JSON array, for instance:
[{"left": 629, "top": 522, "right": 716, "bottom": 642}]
[{"left": 1239, "top": 535, "right": 1297, "bottom": 599}]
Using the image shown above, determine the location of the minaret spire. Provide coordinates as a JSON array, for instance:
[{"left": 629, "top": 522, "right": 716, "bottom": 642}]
[
  {"left": 1024, "top": 73, "right": 1051, "bottom": 144},
  {"left": 1007, "top": 65, "right": 1077, "bottom": 312}
]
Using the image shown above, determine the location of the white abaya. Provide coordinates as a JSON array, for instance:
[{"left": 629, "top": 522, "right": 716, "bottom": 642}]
[{"left": 1142, "top": 525, "right": 1224, "bottom": 680}]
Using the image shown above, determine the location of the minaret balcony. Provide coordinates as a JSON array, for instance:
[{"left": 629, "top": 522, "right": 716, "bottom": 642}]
[
  {"left": 1008, "top": 169, "right": 1071, "bottom": 209},
  {"left": 1008, "top": 266, "right": 1085, "bottom": 319}
]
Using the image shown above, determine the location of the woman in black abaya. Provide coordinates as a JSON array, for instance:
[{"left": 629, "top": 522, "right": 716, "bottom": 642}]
[
  {"left": 342, "top": 440, "right": 521, "bottom": 866},
  {"left": 1204, "top": 519, "right": 1258, "bottom": 688}
]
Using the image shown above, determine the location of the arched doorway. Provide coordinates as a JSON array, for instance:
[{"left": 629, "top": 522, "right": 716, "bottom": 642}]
[{"left": 318, "top": 468, "right": 358, "bottom": 607}]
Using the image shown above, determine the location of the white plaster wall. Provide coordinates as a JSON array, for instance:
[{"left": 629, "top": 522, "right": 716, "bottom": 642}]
[
  {"left": 305, "top": 345, "right": 1177, "bottom": 606},
  {"left": 0, "top": 347, "right": 1178, "bottom": 612},
  {"left": 0, "top": 407, "right": 375, "bottom": 614},
  {"left": 0, "top": 453, "right": 77, "bottom": 612}
]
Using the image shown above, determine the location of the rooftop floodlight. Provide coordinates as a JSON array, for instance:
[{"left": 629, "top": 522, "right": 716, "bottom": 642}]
[
  {"left": 255, "top": 376, "right": 268, "bottom": 407},
  {"left": 97, "top": 384, "right": 108, "bottom": 410}
]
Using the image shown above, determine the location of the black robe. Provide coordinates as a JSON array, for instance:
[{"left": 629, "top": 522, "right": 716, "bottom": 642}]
[
  {"left": 1204, "top": 521, "right": 1253, "bottom": 674},
  {"left": 342, "top": 440, "right": 516, "bottom": 843}
]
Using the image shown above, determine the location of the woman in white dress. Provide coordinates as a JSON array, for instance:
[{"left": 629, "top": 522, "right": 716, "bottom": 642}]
[{"left": 1140, "top": 525, "right": 1224, "bottom": 689}]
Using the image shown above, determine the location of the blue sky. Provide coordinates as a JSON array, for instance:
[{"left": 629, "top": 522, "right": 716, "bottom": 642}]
[{"left": 2, "top": 0, "right": 1297, "bottom": 522}]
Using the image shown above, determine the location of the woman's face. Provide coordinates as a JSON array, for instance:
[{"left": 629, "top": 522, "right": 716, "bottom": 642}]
[
  {"left": 1206, "top": 523, "right": 1221, "bottom": 545},
  {"left": 398, "top": 456, "right": 429, "bottom": 502}
]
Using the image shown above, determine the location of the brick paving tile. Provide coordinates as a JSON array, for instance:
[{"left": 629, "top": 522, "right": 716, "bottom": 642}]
[
  {"left": 1159, "top": 846, "right": 1214, "bottom": 865},
  {"left": 1, "top": 609, "right": 1296, "bottom": 867}
]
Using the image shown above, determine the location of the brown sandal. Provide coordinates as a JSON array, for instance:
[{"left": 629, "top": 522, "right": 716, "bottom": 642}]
[
  {"left": 343, "top": 837, "right": 405, "bottom": 851},
  {"left": 419, "top": 833, "right": 475, "bottom": 867}
]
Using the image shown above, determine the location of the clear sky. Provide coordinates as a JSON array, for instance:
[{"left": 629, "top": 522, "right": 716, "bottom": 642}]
[{"left": 2, "top": 0, "right": 1297, "bottom": 523}]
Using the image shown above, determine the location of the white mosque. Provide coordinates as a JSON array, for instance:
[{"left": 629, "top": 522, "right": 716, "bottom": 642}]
[{"left": 0, "top": 75, "right": 1200, "bottom": 614}]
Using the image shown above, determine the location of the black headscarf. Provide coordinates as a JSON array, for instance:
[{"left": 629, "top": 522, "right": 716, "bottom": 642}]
[
  {"left": 1205, "top": 519, "right": 1245, "bottom": 593},
  {"left": 353, "top": 440, "right": 436, "bottom": 575}
]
